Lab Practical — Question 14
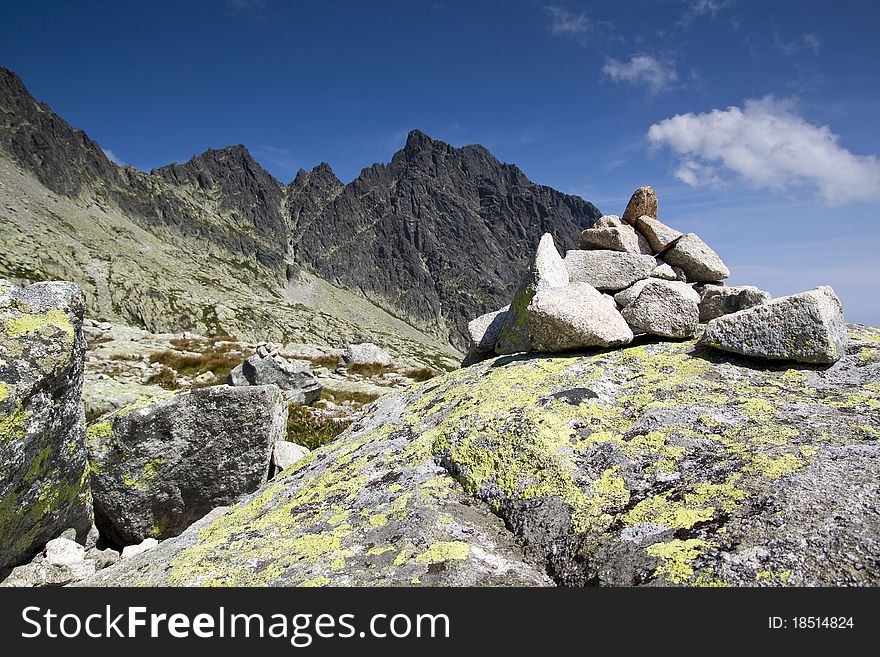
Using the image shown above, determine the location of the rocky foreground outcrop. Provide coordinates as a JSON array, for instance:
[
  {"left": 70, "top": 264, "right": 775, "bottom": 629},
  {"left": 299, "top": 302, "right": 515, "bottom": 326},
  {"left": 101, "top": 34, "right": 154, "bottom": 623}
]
[
  {"left": 87, "top": 386, "right": 288, "bottom": 547},
  {"left": 0, "top": 280, "right": 94, "bottom": 570},
  {"left": 80, "top": 325, "right": 880, "bottom": 586}
]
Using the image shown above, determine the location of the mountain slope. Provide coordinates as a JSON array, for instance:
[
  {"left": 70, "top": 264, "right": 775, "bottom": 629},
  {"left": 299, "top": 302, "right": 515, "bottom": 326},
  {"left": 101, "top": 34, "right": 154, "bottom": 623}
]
[
  {"left": 289, "top": 130, "right": 601, "bottom": 345},
  {"left": 0, "top": 66, "right": 601, "bottom": 352}
]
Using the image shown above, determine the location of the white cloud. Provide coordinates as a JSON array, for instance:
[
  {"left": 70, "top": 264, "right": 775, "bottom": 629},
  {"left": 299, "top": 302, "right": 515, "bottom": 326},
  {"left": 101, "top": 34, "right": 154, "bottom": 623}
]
[
  {"left": 678, "top": 0, "right": 734, "bottom": 27},
  {"left": 544, "top": 6, "right": 591, "bottom": 36},
  {"left": 102, "top": 148, "right": 123, "bottom": 165},
  {"left": 774, "top": 31, "right": 821, "bottom": 57},
  {"left": 602, "top": 55, "right": 678, "bottom": 94},
  {"left": 647, "top": 96, "right": 880, "bottom": 204}
]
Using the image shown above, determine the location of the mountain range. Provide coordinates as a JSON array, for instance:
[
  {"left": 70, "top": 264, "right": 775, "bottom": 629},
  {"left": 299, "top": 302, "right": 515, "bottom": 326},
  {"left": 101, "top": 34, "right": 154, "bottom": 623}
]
[{"left": 0, "top": 66, "right": 600, "bottom": 360}]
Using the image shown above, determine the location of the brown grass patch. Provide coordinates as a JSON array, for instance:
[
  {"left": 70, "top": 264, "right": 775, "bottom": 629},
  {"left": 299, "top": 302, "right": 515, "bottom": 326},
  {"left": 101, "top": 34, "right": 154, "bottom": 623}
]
[
  {"left": 319, "top": 388, "right": 381, "bottom": 405},
  {"left": 346, "top": 362, "right": 397, "bottom": 377},
  {"left": 149, "top": 347, "right": 247, "bottom": 382},
  {"left": 403, "top": 367, "right": 441, "bottom": 382},
  {"left": 145, "top": 366, "right": 179, "bottom": 390},
  {"left": 307, "top": 354, "right": 340, "bottom": 369}
]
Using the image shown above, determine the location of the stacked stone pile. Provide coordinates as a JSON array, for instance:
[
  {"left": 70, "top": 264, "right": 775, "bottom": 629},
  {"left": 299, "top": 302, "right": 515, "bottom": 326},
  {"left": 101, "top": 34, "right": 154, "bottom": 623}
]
[{"left": 465, "top": 186, "right": 848, "bottom": 365}]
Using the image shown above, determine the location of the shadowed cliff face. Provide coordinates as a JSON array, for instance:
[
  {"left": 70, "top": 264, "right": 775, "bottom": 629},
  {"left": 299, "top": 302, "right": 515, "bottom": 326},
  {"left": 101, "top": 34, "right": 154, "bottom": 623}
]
[
  {"left": 0, "top": 66, "right": 601, "bottom": 349},
  {"left": 288, "top": 130, "right": 601, "bottom": 347}
]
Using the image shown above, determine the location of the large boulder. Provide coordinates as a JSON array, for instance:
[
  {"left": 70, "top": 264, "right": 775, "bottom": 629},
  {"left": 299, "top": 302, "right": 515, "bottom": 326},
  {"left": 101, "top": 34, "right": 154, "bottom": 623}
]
[
  {"left": 525, "top": 283, "right": 633, "bottom": 351},
  {"left": 621, "top": 280, "right": 700, "bottom": 339},
  {"left": 621, "top": 185, "right": 659, "bottom": 225},
  {"left": 342, "top": 343, "right": 393, "bottom": 367},
  {"left": 86, "top": 385, "right": 288, "bottom": 547},
  {"left": 579, "top": 223, "right": 651, "bottom": 255},
  {"left": 699, "top": 286, "right": 848, "bottom": 364},
  {"left": 495, "top": 233, "right": 569, "bottom": 355},
  {"left": 0, "top": 280, "right": 93, "bottom": 571},
  {"left": 663, "top": 233, "right": 730, "bottom": 282},
  {"left": 228, "top": 353, "right": 321, "bottom": 405},
  {"left": 698, "top": 284, "right": 772, "bottom": 321},
  {"left": 564, "top": 250, "right": 656, "bottom": 291},
  {"left": 79, "top": 325, "right": 880, "bottom": 587},
  {"left": 462, "top": 306, "right": 509, "bottom": 365},
  {"left": 636, "top": 215, "right": 682, "bottom": 253}
]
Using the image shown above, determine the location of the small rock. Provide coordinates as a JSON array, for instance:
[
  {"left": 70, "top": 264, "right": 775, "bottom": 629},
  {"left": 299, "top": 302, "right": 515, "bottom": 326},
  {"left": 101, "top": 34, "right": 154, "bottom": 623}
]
[
  {"left": 193, "top": 370, "right": 216, "bottom": 385},
  {"left": 663, "top": 233, "right": 730, "bottom": 282},
  {"left": 44, "top": 537, "right": 85, "bottom": 567},
  {"left": 698, "top": 284, "right": 772, "bottom": 321},
  {"left": 636, "top": 215, "right": 683, "bottom": 253},
  {"left": 580, "top": 223, "right": 652, "bottom": 255},
  {"left": 273, "top": 441, "right": 310, "bottom": 473},
  {"left": 651, "top": 259, "right": 679, "bottom": 280},
  {"left": 621, "top": 280, "right": 700, "bottom": 339},
  {"left": 621, "top": 186, "right": 658, "bottom": 225},
  {"left": 228, "top": 354, "right": 322, "bottom": 405},
  {"left": 525, "top": 282, "right": 633, "bottom": 351},
  {"left": 593, "top": 214, "right": 625, "bottom": 228},
  {"left": 85, "top": 547, "right": 121, "bottom": 570},
  {"left": 121, "top": 538, "right": 159, "bottom": 560},
  {"left": 564, "top": 250, "right": 656, "bottom": 291},
  {"left": 342, "top": 343, "right": 393, "bottom": 366},
  {"left": 464, "top": 305, "right": 509, "bottom": 363},
  {"left": 699, "top": 286, "right": 848, "bottom": 364},
  {"left": 496, "top": 233, "right": 569, "bottom": 354}
]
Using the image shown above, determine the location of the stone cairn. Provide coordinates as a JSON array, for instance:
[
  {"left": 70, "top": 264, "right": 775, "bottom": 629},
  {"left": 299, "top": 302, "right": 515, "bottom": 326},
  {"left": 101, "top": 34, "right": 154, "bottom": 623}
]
[{"left": 465, "top": 185, "right": 848, "bottom": 366}]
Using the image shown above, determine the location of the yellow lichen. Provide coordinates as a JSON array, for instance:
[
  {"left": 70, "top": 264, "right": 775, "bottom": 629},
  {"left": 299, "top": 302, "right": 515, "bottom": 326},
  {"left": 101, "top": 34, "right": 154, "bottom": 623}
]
[{"left": 414, "top": 541, "right": 470, "bottom": 564}]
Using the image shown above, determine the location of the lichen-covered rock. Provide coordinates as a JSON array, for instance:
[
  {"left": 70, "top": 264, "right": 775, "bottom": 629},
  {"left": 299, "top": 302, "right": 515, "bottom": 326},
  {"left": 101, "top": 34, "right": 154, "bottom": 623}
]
[
  {"left": 579, "top": 224, "right": 651, "bottom": 255},
  {"left": 636, "top": 215, "right": 682, "bottom": 253},
  {"left": 343, "top": 343, "right": 393, "bottom": 366},
  {"left": 526, "top": 283, "right": 633, "bottom": 350},
  {"left": 621, "top": 280, "right": 700, "bottom": 339},
  {"left": 78, "top": 325, "right": 880, "bottom": 587},
  {"left": 496, "top": 233, "right": 569, "bottom": 355},
  {"left": 698, "top": 284, "right": 772, "bottom": 321},
  {"left": 621, "top": 186, "right": 659, "bottom": 225},
  {"left": 564, "top": 250, "right": 656, "bottom": 291},
  {"left": 86, "top": 385, "right": 288, "bottom": 547},
  {"left": 228, "top": 354, "right": 322, "bottom": 405},
  {"left": 663, "top": 233, "right": 730, "bottom": 282},
  {"left": 462, "top": 305, "right": 509, "bottom": 365},
  {"left": 0, "top": 280, "right": 93, "bottom": 571},
  {"left": 700, "top": 286, "right": 848, "bottom": 364}
]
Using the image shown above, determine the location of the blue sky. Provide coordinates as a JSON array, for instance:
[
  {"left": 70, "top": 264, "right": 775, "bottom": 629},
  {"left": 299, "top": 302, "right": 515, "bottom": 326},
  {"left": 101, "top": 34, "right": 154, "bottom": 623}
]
[{"left": 2, "top": 0, "right": 879, "bottom": 325}]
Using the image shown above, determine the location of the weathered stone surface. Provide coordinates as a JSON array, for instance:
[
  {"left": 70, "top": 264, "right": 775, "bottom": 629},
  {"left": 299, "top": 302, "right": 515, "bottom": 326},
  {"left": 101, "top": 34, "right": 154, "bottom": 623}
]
[
  {"left": 86, "top": 385, "right": 288, "bottom": 547},
  {"left": 228, "top": 353, "right": 321, "bottom": 405},
  {"left": 0, "top": 280, "right": 93, "bottom": 571},
  {"left": 579, "top": 223, "right": 651, "bottom": 255},
  {"left": 700, "top": 286, "right": 848, "bottom": 364},
  {"left": 1, "top": 556, "right": 95, "bottom": 587},
  {"left": 496, "top": 233, "right": 569, "bottom": 355},
  {"left": 698, "top": 284, "right": 772, "bottom": 321},
  {"left": 636, "top": 215, "right": 682, "bottom": 253},
  {"left": 593, "top": 214, "right": 625, "bottom": 228},
  {"left": 564, "top": 250, "right": 656, "bottom": 291},
  {"left": 44, "top": 537, "right": 85, "bottom": 566},
  {"left": 121, "top": 538, "right": 158, "bottom": 559},
  {"left": 78, "top": 326, "right": 880, "bottom": 586},
  {"left": 614, "top": 279, "right": 652, "bottom": 307},
  {"left": 462, "top": 306, "right": 509, "bottom": 365},
  {"left": 663, "top": 233, "right": 730, "bottom": 282},
  {"left": 621, "top": 280, "right": 700, "bottom": 339},
  {"left": 525, "top": 283, "right": 634, "bottom": 351},
  {"left": 343, "top": 343, "right": 393, "bottom": 366},
  {"left": 621, "top": 186, "right": 658, "bottom": 225},
  {"left": 651, "top": 260, "right": 679, "bottom": 280},
  {"left": 273, "top": 441, "right": 310, "bottom": 473}
]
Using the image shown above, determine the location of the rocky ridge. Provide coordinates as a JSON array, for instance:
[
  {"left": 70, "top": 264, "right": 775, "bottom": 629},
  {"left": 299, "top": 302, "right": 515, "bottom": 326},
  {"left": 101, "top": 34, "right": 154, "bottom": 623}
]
[{"left": 0, "top": 66, "right": 600, "bottom": 352}]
